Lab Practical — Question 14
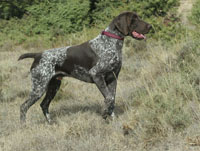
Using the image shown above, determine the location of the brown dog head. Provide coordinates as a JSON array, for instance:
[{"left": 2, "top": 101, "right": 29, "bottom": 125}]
[{"left": 110, "top": 12, "right": 152, "bottom": 40}]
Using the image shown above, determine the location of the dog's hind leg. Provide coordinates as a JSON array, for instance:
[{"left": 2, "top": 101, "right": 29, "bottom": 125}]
[
  {"left": 40, "top": 77, "right": 61, "bottom": 123},
  {"left": 20, "top": 88, "right": 46, "bottom": 124},
  {"left": 20, "top": 70, "right": 52, "bottom": 124}
]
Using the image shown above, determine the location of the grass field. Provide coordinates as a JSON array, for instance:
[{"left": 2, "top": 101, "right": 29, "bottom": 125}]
[
  {"left": 0, "top": 29, "right": 200, "bottom": 150},
  {"left": 0, "top": 0, "right": 200, "bottom": 150}
]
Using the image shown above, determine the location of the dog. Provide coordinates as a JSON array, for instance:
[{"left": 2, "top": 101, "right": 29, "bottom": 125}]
[{"left": 18, "top": 12, "right": 152, "bottom": 123}]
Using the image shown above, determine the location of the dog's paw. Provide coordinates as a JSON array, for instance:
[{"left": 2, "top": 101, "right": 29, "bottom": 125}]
[{"left": 102, "top": 111, "right": 115, "bottom": 123}]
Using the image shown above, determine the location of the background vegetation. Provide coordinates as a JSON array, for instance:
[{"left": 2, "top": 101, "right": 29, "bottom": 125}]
[
  {"left": 0, "top": 0, "right": 200, "bottom": 150},
  {"left": 0, "top": 0, "right": 180, "bottom": 46}
]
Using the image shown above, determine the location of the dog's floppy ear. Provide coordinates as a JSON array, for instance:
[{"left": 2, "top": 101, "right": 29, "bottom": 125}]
[{"left": 114, "top": 12, "right": 134, "bottom": 36}]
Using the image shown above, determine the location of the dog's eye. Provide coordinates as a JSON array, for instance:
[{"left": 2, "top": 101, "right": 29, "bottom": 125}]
[
  {"left": 131, "top": 17, "right": 137, "bottom": 24},
  {"left": 132, "top": 13, "right": 138, "bottom": 19},
  {"left": 132, "top": 15, "right": 139, "bottom": 21},
  {"left": 131, "top": 18, "right": 135, "bottom": 23}
]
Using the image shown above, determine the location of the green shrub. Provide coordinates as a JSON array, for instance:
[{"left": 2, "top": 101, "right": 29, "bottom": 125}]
[
  {"left": 25, "top": 0, "right": 90, "bottom": 36},
  {"left": 190, "top": 0, "right": 200, "bottom": 24},
  {"left": 0, "top": 0, "right": 181, "bottom": 46},
  {"left": 90, "top": 0, "right": 124, "bottom": 25},
  {"left": 124, "top": 0, "right": 179, "bottom": 18},
  {"left": 0, "top": 0, "right": 27, "bottom": 19}
]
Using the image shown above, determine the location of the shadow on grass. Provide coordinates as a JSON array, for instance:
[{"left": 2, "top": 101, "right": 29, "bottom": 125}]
[{"left": 50, "top": 103, "right": 125, "bottom": 119}]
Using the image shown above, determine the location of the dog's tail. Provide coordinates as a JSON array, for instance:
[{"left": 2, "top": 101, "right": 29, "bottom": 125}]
[{"left": 18, "top": 53, "right": 40, "bottom": 61}]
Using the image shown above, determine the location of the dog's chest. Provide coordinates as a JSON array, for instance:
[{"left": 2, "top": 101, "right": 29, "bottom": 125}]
[{"left": 89, "top": 34, "right": 123, "bottom": 64}]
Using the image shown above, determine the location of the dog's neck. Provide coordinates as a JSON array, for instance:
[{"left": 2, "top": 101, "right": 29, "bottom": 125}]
[
  {"left": 89, "top": 26, "right": 124, "bottom": 58},
  {"left": 104, "top": 27, "right": 125, "bottom": 39}
]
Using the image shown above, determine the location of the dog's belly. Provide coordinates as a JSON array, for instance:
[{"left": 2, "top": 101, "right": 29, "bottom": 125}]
[{"left": 70, "top": 65, "right": 94, "bottom": 83}]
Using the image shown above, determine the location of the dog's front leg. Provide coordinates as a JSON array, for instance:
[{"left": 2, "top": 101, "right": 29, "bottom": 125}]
[
  {"left": 89, "top": 70, "right": 114, "bottom": 119},
  {"left": 105, "top": 79, "right": 117, "bottom": 118}
]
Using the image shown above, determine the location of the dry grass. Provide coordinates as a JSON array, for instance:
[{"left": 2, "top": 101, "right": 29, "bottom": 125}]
[{"left": 0, "top": 28, "right": 200, "bottom": 151}]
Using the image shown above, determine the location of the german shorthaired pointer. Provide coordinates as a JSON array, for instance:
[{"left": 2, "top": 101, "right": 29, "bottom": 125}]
[{"left": 18, "top": 12, "right": 152, "bottom": 123}]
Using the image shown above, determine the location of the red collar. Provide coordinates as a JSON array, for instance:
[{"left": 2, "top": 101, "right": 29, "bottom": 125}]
[{"left": 101, "top": 31, "right": 124, "bottom": 40}]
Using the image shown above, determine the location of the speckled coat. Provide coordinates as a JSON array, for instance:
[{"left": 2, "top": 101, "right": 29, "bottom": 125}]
[
  {"left": 89, "top": 27, "right": 124, "bottom": 77},
  {"left": 19, "top": 12, "right": 152, "bottom": 123},
  {"left": 19, "top": 26, "right": 125, "bottom": 122}
]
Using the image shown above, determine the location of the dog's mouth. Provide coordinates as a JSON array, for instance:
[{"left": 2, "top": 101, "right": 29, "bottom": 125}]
[{"left": 132, "top": 31, "right": 146, "bottom": 40}]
